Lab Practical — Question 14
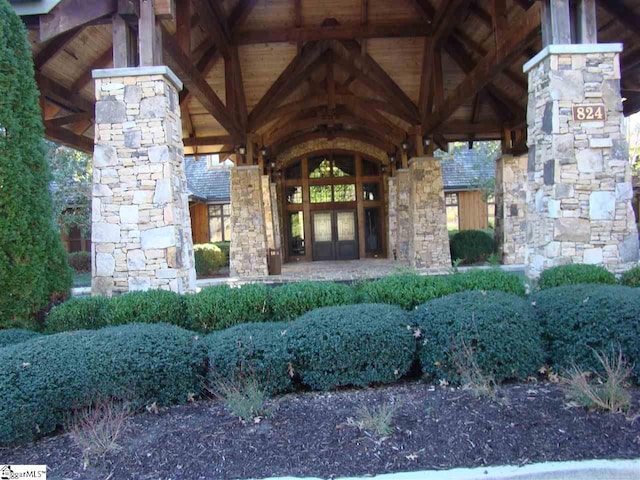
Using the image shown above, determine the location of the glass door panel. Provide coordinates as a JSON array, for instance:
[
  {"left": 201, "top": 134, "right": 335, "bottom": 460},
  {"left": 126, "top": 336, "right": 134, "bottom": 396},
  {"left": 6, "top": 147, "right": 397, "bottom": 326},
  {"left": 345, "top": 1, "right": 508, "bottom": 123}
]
[
  {"left": 336, "top": 211, "right": 356, "bottom": 241},
  {"left": 313, "top": 213, "right": 332, "bottom": 242}
]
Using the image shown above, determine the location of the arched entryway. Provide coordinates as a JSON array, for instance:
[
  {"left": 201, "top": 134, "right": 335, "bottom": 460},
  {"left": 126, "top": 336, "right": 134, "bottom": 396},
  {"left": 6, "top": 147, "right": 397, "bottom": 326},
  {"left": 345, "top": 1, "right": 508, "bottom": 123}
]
[{"left": 280, "top": 150, "right": 386, "bottom": 263}]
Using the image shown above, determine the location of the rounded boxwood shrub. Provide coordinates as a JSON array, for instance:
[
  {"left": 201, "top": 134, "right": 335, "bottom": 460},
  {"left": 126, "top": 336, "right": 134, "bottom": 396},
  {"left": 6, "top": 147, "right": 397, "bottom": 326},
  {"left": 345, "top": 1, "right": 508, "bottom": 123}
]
[
  {"left": 620, "top": 266, "right": 640, "bottom": 287},
  {"left": 45, "top": 296, "right": 113, "bottom": 333},
  {"left": 187, "top": 284, "right": 269, "bottom": 332},
  {"left": 194, "top": 243, "right": 227, "bottom": 277},
  {"left": 204, "top": 322, "right": 293, "bottom": 395},
  {"left": 269, "top": 281, "right": 357, "bottom": 321},
  {"left": 449, "top": 230, "right": 494, "bottom": 264},
  {"left": 414, "top": 291, "right": 543, "bottom": 383},
  {"left": 451, "top": 269, "right": 526, "bottom": 296},
  {"left": 288, "top": 304, "right": 415, "bottom": 391},
  {"left": 357, "top": 274, "right": 452, "bottom": 310},
  {"left": 0, "top": 323, "right": 207, "bottom": 445},
  {"left": 531, "top": 285, "right": 640, "bottom": 381},
  {"left": 111, "top": 290, "right": 191, "bottom": 329},
  {"left": 0, "top": 329, "right": 41, "bottom": 348},
  {"left": 67, "top": 251, "right": 91, "bottom": 273},
  {"left": 214, "top": 241, "right": 231, "bottom": 266},
  {"left": 537, "top": 264, "right": 616, "bottom": 290}
]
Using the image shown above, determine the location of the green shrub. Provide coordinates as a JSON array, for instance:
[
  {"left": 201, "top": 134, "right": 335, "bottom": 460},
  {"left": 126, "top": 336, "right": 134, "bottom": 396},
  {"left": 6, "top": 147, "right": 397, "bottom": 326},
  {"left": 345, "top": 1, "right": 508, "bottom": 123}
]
[
  {"left": 67, "top": 251, "right": 91, "bottom": 273},
  {"left": 269, "top": 281, "right": 357, "bottom": 321},
  {"left": 45, "top": 296, "right": 113, "bottom": 333},
  {"left": 214, "top": 241, "right": 230, "bottom": 266},
  {"left": 0, "top": 329, "right": 41, "bottom": 348},
  {"left": 111, "top": 290, "right": 191, "bottom": 329},
  {"left": 0, "top": 323, "right": 206, "bottom": 445},
  {"left": 288, "top": 304, "right": 415, "bottom": 391},
  {"left": 357, "top": 274, "right": 452, "bottom": 310},
  {"left": 537, "top": 264, "right": 616, "bottom": 290},
  {"left": 449, "top": 230, "right": 494, "bottom": 264},
  {"left": 620, "top": 266, "right": 640, "bottom": 287},
  {"left": 0, "top": 0, "right": 72, "bottom": 327},
  {"left": 204, "top": 322, "right": 293, "bottom": 395},
  {"left": 531, "top": 285, "right": 640, "bottom": 382},
  {"left": 451, "top": 269, "right": 526, "bottom": 296},
  {"left": 194, "top": 243, "right": 227, "bottom": 277},
  {"left": 187, "top": 284, "right": 269, "bottom": 332},
  {"left": 414, "top": 291, "right": 543, "bottom": 383}
]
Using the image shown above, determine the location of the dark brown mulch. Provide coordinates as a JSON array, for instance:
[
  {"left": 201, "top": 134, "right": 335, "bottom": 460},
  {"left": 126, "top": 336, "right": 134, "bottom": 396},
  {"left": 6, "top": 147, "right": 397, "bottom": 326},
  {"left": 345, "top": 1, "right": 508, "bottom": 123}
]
[{"left": 1, "top": 382, "right": 639, "bottom": 480}]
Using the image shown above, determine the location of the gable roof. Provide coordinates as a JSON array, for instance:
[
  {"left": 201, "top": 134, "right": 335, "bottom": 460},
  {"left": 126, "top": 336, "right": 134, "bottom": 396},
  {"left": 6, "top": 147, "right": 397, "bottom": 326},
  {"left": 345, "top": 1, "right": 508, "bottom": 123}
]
[
  {"left": 440, "top": 149, "right": 496, "bottom": 191},
  {"left": 184, "top": 157, "right": 230, "bottom": 203}
]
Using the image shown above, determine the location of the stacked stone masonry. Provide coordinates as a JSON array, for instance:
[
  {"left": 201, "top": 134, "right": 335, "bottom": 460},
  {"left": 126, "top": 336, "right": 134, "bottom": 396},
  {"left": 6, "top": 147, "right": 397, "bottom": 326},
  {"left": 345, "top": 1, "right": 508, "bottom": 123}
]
[
  {"left": 229, "top": 166, "right": 269, "bottom": 277},
  {"left": 395, "top": 170, "right": 411, "bottom": 262},
  {"left": 387, "top": 177, "right": 397, "bottom": 260},
  {"left": 495, "top": 154, "right": 528, "bottom": 265},
  {"left": 525, "top": 46, "right": 639, "bottom": 277},
  {"left": 91, "top": 68, "right": 196, "bottom": 296}
]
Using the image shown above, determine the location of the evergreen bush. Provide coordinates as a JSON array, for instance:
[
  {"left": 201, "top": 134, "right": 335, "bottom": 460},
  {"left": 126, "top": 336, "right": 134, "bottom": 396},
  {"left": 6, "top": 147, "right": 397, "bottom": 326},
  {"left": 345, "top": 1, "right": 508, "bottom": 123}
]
[
  {"left": 619, "top": 266, "right": 640, "bottom": 287},
  {"left": 67, "top": 251, "right": 91, "bottom": 273},
  {"left": 414, "top": 291, "right": 543, "bottom": 383},
  {"left": 205, "top": 322, "right": 293, "bottom": 395},
  {"left": 110, "top": 290, "right": 191, "bottom": 329},
  {"left": 537, "top": 264, "right": 616, "bottom": 290},
  {"left": 357, "top": 274, "right": 452, "bottom": 310},
  {"left": 0, "top": 0, "right": 72, "bottom": 327},
  {"left": 531, "top": 285, "right": 640, "bottom": 381},
  {"left": 269, "top": 281, "right": 357, "bottom": 321},
  {"left": 193, "top": 243, "right": 227, "bottom": 277},
  {"left": 449, "top": 230, "right": 494, "bottom": 264},
  {"left": 214, "top": 241, "right": 231, "bottom": 266},
  {"left": 0, "top": 329, "right": 41, "bottom": 348},
  {"left": 450, "top": 269, "right": 526, "bottom": 296},
  {"left": 288, "top": 304, "right": 415, "bottom": 390},
  {"left": 187, "top": 284, "right": 269, "bottom": 332},
  {"left": 45, "top": 296, "right": 113, "bottom": 333},
  {"left": 0, "top": 323, "right": 207, "bottom": 445}
]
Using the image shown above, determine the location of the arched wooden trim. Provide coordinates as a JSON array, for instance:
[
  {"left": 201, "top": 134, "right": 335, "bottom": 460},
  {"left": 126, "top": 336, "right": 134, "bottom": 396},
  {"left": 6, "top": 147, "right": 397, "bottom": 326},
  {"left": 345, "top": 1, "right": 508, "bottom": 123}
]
[{"left": 276, "top": 136, "right": 390, "bottom": 166}]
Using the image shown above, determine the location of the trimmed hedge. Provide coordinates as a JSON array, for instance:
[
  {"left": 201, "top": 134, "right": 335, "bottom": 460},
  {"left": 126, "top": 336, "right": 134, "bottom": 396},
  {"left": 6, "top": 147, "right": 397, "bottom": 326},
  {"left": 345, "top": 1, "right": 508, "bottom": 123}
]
[
  {"left": 45, "top": 296, "right": 112, "bottom": 333},
  {"left": 450, "top": 230, "right": 494, "bottom": 264},
  {"left": 620, "top": 266, "right": 640, "bottom": 287},
  {"left": 357, "top": 270, "right": 525, "bottom": 310},
  {"left": 194, "top": 243, "right": 227, "bottom": 277},
  {"left": 269, "top": 281, "right": 357, "bottom": 321},
  {"left": 0, "top": 329, "right": 41, "bottom": 348},
  {"left": 531, "top": 285, "right": 640, "bottom": 381},
  {"left": 214, "top": 241, "right": 231, "bottom": 266},
  {"left": 288, "top": 304, "right": 415, "bottom": 391},
  {"left": 67, "top": 251, "right": 91, "bottom": 273},
  {"left": 187, "top": 284, "right": 269, "bottom": 332},
  {"left": 111, "top": 290, "right": 191, "bottom": 329},
  {"left": 0, "top": 323, "right": 206, "bottom": 445},
  {"left": 537, "top": 264, "right": 616, "bottom": 290},
  {"left": 414, "top": 291, "right": 543, "bottom": 383},
  {"left": 205, "top": 322, "right": 293, "bottom": 395}
]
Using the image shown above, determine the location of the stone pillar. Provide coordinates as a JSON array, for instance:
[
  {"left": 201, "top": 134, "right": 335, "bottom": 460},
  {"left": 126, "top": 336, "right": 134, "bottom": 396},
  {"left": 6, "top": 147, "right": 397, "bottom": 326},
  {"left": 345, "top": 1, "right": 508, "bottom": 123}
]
[
  {"left": 495, "top": 154, "right": 528, "bottom": 264},
  {"left": 229, "top": 166, "right": 269, "bottom": 277},
  {"left": 524, "top": 44, "right": 639, "bottom": 278},
  {"left": 387, "top": 176, "right": 397, "bottom": 259},
  {"left": 408, "top": 157, "right": 452, "bottom": 268},
  {"left": 270, "top": 182, "right": 282, "bottom": 250},
  {"left": 91, "top": 67, "right": 196, "bottom": 296},
  {"left": 395, "top": 169, "right": 411, "bottom": 261}
]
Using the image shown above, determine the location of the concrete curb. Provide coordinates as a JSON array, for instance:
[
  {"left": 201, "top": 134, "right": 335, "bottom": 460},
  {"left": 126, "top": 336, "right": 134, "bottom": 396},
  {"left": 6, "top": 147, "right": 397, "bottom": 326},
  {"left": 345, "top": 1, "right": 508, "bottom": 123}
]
[{"left": 256, "top": 459, "right": 640, "bottom": 480}]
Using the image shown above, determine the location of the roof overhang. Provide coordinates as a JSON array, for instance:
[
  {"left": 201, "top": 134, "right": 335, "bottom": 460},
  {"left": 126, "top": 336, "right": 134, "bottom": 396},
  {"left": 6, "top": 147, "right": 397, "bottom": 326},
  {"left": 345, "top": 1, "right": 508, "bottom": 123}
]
[{"left": 9, "top": 0, "right": 62, "bottom": 16}]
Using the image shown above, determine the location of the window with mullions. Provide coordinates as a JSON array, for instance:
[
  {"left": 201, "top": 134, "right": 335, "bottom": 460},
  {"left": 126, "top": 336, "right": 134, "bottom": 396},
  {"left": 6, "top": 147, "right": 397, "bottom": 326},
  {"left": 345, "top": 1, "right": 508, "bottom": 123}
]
[
  {"left": 208, "top": 204, "right": 231, "bottom": 242},
  {"left": 445, "top": 193, "right": 459, "bottom": 231},
  {"left": 308, "top": 155, "right": 355, "bottom": 178}
]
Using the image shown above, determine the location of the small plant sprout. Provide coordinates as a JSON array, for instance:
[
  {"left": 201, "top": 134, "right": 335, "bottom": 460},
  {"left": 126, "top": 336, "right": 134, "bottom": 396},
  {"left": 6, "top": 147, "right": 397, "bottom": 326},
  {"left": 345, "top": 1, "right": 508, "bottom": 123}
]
[
  {"left": 213, "top": 376, "right": 271, "bottom": 422},
  {"left": 562, "top": 348, "right": 632, "bottom": 413},
  {"left": 347, "top": 402, "right": 398, "bottom": 437},
  {"left": 66, "top": 397, "right": 130, "bottom": 468},
  {"left": 454, "top": 337, "right": 497, "bottom": 400}
]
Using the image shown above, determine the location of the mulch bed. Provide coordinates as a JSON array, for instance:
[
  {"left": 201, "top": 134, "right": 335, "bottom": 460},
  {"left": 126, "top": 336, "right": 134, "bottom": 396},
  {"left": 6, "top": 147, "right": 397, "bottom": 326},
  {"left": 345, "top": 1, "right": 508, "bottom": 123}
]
[{"left": 2, "top": 382, "right": 639, "bottom": 480}]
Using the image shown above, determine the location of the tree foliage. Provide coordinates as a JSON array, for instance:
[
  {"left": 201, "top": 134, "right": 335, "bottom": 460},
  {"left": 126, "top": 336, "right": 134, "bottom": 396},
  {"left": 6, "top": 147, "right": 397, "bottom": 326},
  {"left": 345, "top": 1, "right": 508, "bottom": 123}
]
[{"left": 0, "top": 0, "right": 72, "bottom": 327}]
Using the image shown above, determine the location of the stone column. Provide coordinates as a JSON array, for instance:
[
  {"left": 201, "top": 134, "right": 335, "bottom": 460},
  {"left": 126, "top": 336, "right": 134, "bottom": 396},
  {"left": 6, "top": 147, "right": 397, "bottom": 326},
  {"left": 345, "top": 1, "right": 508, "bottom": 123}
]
[
  {"left": 524, "top": 44, "right": 639, "bottom": 278},
  {"left": 387, "top": 176, "right": 397, "bottom": 260},
  {"left": 495, "top": 154, "right": 528, "bottom": 264},
  {"left": 408, "top": 157, "right": 452, "bottom": 268},
  {"left": 270, "top": 182, "right": 282, "bottom": 250},
  {"left": 229, "top": 166, "right": 269, "bottom": 277},
  {"left": 91, "top": 67, "right": 196, "bottom": 296},
  {"left": 395, "top": 169, "right": 411, "bottom": 262}
]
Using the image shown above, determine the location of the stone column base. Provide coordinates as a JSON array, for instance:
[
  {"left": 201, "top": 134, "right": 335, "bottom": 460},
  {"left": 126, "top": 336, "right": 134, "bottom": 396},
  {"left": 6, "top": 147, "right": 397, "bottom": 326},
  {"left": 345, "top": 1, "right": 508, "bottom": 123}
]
[{"left": 495, "top": 154, "right": 527, "bottom": 265}]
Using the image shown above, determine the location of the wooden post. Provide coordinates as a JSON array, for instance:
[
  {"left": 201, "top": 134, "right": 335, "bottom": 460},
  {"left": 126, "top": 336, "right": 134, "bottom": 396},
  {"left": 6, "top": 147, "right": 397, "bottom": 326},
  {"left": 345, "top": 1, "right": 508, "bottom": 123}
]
[
  {"left": 301, "top": 157, "right": 312, "bottom": 261},
  {"left": 576, "top": 0, "right": 597, "bottom": 44},
  {"left": 400, "top": 149, "right": 408, "bottom": 170},
  {"left": 355, "top": 154, "right": 366, "bottom": 259},
  {"left": 545, "top": 0, "right": 572, "bottom": 45},
  {"left": 139, "top": 0, "right": 161, "bottom": 66},
  {"left": 112, "top": 14, "right": 131, "bottom": 68},
  {"left": 414, "top": 125, "right": 424, "bottom": 157},
  {"left": 175, "top": 0, "right": 190, "bottom": 57}
]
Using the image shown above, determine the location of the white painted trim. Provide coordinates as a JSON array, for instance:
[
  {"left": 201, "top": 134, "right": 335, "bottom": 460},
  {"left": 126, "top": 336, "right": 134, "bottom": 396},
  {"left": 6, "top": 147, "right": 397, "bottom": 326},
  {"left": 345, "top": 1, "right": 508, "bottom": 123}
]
[
  {"left": 10, "top": 0, "right": 62, "bottom": 16},
  {"left": 523, "top": 43, "right": 624, "bottom": 73},
  {"left": 233, "top": 165, "right": 260, "bottom": 170},
  {"left": 92, "top": 66, "right": 183, "bottom": 91}
]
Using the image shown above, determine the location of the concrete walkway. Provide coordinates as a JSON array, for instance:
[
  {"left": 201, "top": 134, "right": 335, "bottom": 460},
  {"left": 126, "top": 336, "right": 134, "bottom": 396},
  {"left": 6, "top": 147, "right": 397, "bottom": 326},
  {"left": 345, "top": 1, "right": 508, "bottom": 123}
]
[{"left": 257, "top": 459, "right": 640, "bottom": 480}]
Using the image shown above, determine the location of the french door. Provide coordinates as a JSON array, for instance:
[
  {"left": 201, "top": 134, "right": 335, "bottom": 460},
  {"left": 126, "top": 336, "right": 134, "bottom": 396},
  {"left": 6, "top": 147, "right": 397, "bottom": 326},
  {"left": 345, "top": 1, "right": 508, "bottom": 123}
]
[{"left": 311, "top": 210, "right": 358, "bottom": 261}]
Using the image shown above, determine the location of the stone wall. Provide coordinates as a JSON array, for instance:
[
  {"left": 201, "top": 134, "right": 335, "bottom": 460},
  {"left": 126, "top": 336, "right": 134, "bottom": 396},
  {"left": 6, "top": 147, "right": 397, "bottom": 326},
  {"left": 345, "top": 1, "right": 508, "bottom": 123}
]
[
  {"left": 387, "top": 176, "right": 397, "bottom": 259},
  {"left": 524, "top": 45, "right": 639, "bottom": 277},
  {"left": 408, "top": 157, "right": 452, "bottom": 268},
  {"left": 91, "top": 67, "right": 196, "bottom": 296},
  {"left": 495, "top": 154, "right": 527, "bottom": 265},
  {"left": 229, "top": 166, "right": 269, "bottom": 277},
  {"left": 395, "top": 170, "right": 411, "bottom": 261}
]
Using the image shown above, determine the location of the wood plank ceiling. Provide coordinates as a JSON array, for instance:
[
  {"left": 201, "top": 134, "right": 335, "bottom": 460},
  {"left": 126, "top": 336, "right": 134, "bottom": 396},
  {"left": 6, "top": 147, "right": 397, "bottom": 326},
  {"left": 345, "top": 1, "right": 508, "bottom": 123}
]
[{"left": 22, "top": 0, "right": 640, "bottom": 159}]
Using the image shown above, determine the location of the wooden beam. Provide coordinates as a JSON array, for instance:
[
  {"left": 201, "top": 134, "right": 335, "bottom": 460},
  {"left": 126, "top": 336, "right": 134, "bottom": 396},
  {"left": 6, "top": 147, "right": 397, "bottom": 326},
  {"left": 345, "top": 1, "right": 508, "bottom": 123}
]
[
  {"left": 432, "top": 0, "right": 472, "bottom": 47},
  {"left": 490, "top": 0, "right": 507, "bottom": 48},
  {"left": 231, "top": 47, "right": 248, "bottom": 130},
  {"left": 39, "top": 0, "right": 117, "bottom": 42},
  {"left": 422, "top": 2, "right": 541, "bottom": 134},
  {"left": 44, "top": 112, "right": 93, "bottom": 127},
  {"left": 36, "top": 73, "right": 94, "bottom": 114},
  {"left": 71, "top": 48, "right": 113, "bottom": 92},
  {"left": 162, "top": 27, "right": 243, "bottom": 140},
  {"left": 44, "top": 124, "right": 94, "bottom": 152},
  {"left": 139, "top": 0, "right": 162, "bottom": 66},
  {"left": 546, "top": 0, "right": 572, "bottom": 44},
  {"left": 183, "top": 135, "right": 235, "bottom": 147},
  {"left": 272, "top": 129, "right": 395, "bottom": 156},
  {"left": 598, "top": 0, "right": 640, "bottom": 38},
  {"left": 576, "top": 0, "right": 597, "bottom": 43},
  {"left": 197, "top": 0, "right": 231, "bottom": 59},
  {"left": 175, "top": 0, "right": 191, "bottom": 57},
  {"left": 233, "top": 22, "right": 432, "bottom": 45},
  {"left": 33, "top": 27, "right": 82, "bottom": 71}
]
